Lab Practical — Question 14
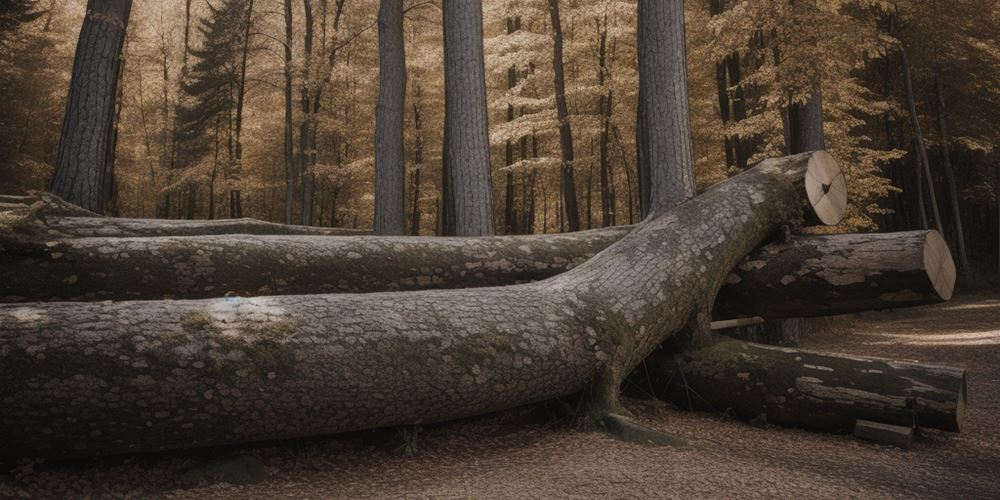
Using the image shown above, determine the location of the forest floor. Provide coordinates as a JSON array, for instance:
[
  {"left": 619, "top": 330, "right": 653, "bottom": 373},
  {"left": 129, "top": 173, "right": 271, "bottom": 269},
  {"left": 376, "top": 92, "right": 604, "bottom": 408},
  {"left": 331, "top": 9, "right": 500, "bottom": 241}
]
[{"left": 3, "top": 292, "right": 999, "bottom": 499}]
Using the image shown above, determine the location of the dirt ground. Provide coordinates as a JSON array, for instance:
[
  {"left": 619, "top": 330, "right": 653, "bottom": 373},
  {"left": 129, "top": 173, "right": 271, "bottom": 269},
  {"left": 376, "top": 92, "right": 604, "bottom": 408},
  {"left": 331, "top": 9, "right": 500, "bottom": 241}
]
[{"left": 3, "top": 293, "right": 999, "bottom": 499}]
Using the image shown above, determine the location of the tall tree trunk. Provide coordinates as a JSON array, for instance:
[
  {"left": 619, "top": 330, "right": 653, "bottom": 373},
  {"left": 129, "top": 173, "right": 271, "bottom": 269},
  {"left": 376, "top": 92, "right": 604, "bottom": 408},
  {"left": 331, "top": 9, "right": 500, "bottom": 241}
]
[
  {"left": 283, "top": 0, "right": 296, "bottom": 225},
  {"left": 934, "top": 76, "right": 971, "bottom": 277},
  {"left": 598, "top": 17, "right": 613, "bottom": 227},
  {"left": 50, "top": 0, "right": 134, "bottom": 213},
  {"left": 442, "top": 0, "right": 494, "bottom": 236},
  {"left": 787, "top": 83, "right": 826, "bottom": 153},
  {"left": 374, "top": 0, "right": 407, "bottom": 235},
  {"left": 300, "top": 0, "right": 316, "bottom": 226},
  {"left": 636, "top": 0, "right": 696, "bottom": 216},
  {"left": 548, "top": 0, "right": 580, "bottom": 232},
  {"left": 230, "top": 0, "right": 253, "bottom": 220},
  {"left": 503, "top": 17, "right": 521, "bottom": 236},
  {"left": 900, "top": 45, "right": 943, "bottom": 233}
]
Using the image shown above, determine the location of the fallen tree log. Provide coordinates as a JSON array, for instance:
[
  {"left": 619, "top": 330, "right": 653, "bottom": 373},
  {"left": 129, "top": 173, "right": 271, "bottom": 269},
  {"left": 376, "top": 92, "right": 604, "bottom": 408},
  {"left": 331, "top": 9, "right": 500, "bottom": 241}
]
[
  {"left": 0, "top": 193, "right": 367, "bottom": 237},
  {"left": 715, "top": 230, "right": 956, "bottom": 319},
  {"left": 0, "top": 151, "right": 845, "bottom": 458},
  {"left": 1, "top": 227, "right": 954, "bottom": 317},
  {"left": 630, "top": 337, "right": 966, "bottom": 432},
  {"left": 0, "top": 227, "right": 632, "bottom": 301}
]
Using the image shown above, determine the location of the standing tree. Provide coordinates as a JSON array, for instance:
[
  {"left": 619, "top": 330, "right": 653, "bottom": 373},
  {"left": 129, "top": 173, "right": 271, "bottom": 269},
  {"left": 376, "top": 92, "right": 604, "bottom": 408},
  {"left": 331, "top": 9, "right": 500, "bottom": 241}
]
[
  {"left": 173, "top": 0, "right": 254, "bottom": 220},
  {"left": 636, "top": 0, "right": 696, "bottom": 217},
  {"left": 442, "top": 0, "right": 493, "bottom": 236},
  {"left": 548, "top": 0, "right": 581, "bottom": 232},
  {"left": 49, "top": 0, "right": 133, "bottom": 213},
  {"left": 374, "top": 0, "right": 406, "bottom": 235}
]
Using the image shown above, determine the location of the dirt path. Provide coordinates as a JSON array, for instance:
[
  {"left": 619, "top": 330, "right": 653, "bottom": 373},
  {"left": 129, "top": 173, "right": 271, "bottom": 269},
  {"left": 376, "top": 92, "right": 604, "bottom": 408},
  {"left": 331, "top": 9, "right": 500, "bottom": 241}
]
[{"left": 4, "top": 294, "right": 999, "bottom": 499}]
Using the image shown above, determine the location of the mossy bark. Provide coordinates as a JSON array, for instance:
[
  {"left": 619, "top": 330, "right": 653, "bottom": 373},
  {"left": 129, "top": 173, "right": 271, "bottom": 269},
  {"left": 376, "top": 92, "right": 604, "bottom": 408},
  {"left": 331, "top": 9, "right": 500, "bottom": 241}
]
[{"left": 631, "top": 337, "right": 966, "bottom": 432}]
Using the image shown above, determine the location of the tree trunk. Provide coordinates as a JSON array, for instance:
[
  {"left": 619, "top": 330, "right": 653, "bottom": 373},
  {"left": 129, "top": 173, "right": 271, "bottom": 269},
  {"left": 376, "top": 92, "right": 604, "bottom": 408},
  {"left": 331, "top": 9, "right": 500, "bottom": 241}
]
[
  {"left": 374, "top": 0, "right": 407, "bottom": 235},
  {"left": 283, "top": 0, "right": 296, "bottom": 225},
  {"left": 300, "top": 0, "right": 316, "bottom": 226},
  {"left": 442, "top": 0, "right": 494, "bottom": 236},
  {"left": 49, "top": 0, "right": 133, "bottom": 213},
  {"left": 598, "top": 18, "right": 613, "bottom": 227},
  {"left": 934, "top": 76, "right": 971, "bottom": 277},
  {"left": 636, "top": 0, "right": 696, "bottom": 215},
  {"left": 548, "top": 0, "right": 580, "bottom": 232},
  {"left": 900, "top": 45, "right": 944, "bottom": 233},
  {"left": 631, "top": 337, "right": 966, "bottom": 433},
  {"left": 2, "top": 152, "right": 843, "bottom": 458},
  {"left": 715, "top": 230, "right": 956, "bottom": 320},
  {"left": 787, "top": 83, "right": 826, "bottom": 153},
  {"left": 503, "top": 17, "right": 521, "bottom": 236}
]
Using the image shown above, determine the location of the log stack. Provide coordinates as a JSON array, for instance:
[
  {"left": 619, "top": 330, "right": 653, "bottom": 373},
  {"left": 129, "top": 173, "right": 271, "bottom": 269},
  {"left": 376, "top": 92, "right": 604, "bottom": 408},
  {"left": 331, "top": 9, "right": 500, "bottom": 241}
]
[{"left": 0, "top": 151, "right": 966, "bottom": 459}]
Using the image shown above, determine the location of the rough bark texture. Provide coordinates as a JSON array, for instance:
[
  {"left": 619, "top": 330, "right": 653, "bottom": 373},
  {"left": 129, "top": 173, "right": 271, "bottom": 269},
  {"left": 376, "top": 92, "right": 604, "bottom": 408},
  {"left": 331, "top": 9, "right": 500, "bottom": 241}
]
[
  {"left": 442, "top": 0, "right": 494, "bottom": 236},
  {"left": 1, "top": 152, "right": 839, "bottom": 458},
  {"left": 636, "top": 0, "right": 696, "bottom": 214},
  {"left": 49, "top": 0, "right": 133, "bottom": 213},
  {"left": 632, "top": 337, "right": 966, "bottom": 432},
  {"left": 374, "top": 0, "right": 407, "bottom": 236},
  {"left": 715, "top": 230, "right": 956, "bottom": 320},
  {"left": 1, "top": 227, "right": 631, "bottom": 301}
]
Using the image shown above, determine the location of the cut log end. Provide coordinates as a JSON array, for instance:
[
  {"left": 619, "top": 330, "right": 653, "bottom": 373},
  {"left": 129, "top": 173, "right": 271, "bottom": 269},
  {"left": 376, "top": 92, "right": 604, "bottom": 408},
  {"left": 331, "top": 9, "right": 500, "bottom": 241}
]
[
  {"left": 805, "top": 151, "right": 847, "bottom": 226},
  {"left": 925, "top": 230, "right": 957, "bottom": 301}
]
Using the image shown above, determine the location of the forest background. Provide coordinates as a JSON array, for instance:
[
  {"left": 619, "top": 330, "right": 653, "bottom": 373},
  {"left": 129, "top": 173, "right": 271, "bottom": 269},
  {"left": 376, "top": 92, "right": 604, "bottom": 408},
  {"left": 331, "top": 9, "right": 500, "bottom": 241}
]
[{"left": 1, "top": 0, "right": 998, "bottom": 279}]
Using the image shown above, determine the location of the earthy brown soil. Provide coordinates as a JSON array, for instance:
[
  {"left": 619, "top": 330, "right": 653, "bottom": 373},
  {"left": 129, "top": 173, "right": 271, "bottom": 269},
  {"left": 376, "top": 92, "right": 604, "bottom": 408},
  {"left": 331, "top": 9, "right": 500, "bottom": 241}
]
[{"left": 3, "top": 293, "right": 999, "bottom": 499}]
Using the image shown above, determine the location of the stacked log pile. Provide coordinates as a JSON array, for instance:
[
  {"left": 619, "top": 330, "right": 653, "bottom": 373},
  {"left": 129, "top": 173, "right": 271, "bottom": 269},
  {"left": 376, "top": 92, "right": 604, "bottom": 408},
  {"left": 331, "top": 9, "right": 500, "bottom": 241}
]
[{"left": 0, "top": 152, "right": 964, "bottom": 458}]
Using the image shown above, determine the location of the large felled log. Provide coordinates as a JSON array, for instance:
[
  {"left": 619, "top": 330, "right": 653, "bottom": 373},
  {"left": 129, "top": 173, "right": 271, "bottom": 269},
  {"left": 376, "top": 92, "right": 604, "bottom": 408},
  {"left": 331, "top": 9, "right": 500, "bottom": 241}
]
[
  {"left": 0, "top": 193, "right": 368, "bottom": 238},
  {"left": 0, "top": 152, "right": 844, "bottom": 458},
  {"left": 715, "top": 230, "right": 956, "bottom": 319},
  {"left": 0, "top": 227, "right": 631, "bottom": 301},
  {"left": 631, "top": 337, "right": 966, "bottom": 432},
  {"left": 1, "top": 227, "right": 954, "bottom": 318}
]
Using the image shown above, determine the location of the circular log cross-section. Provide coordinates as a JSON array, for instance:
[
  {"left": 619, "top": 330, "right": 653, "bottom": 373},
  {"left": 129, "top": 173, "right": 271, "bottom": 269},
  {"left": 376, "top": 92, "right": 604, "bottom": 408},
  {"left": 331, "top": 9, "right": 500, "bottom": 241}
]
[
  {"left": 716, "top": 230, "right": 956, "bottom": 320},
  {"left": 804, "top": 151, "right": 847, "bottom": 226},
  {"left": 632, "top": 338, "right": 966, "bottom": 433}
]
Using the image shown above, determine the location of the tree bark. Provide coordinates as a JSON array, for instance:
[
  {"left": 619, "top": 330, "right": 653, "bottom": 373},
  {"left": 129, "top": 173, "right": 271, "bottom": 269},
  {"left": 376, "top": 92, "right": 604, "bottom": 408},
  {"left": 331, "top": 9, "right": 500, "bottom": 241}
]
[
  {"left": 636, "top": 0, "right": 696, "bottom": 215},
  {"left": 374, "top": 0, "right": 407, "bottom": 235},
  {"left": 2, "top": 152, "right": 843, "bottom": 458},
  {"left": 787, "top": 83, "right": 826, "bottom": 153},
  {"left": 1, "top": 227, "right": 630, "bottom": 302},
  {"left": 49, "top": 0, "right": 134, "bottom": 213},
  {"left": 631, "top": 337, "right": 966, "bottom": 433},
  {"left": 548, "top": 0, "right": 580, "bottom": 232},
  {"left": 715, "top": 230, "right": 956, "bottom": 320},
  {"left": 442, "top": 0, "right": 494, "bottom": 236}
]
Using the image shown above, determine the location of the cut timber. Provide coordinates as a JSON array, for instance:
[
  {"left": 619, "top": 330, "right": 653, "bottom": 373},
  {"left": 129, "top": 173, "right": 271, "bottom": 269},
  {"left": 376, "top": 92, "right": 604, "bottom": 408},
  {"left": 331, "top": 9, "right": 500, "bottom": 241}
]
[
  {"left": 0, "top": 152, "right": 844, "bottom": 458},
  {"left": 854, "top": 420, "right": 913, "bottom": 450},
  {"left": 0, "top": 227, "right": 631, "bottom": 301},
  {"left": 803, "top": 151, "right": 847, "bottom": 226},
  {"left": 715, "top": 230, "right": 956, "bottom": 319},
  {"left": 631, "top": 337, "right": 966, "bottom": 433}
]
